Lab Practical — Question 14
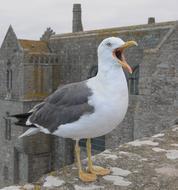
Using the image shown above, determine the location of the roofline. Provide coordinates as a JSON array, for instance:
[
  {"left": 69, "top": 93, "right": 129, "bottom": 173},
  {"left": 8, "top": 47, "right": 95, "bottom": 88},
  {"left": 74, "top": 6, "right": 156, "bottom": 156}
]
[
  {"left": 50, "top": 20, "right": 178, "bottom": 40},
  {"left": 18, "top": 39, "right": 41, "bottom": 42}
]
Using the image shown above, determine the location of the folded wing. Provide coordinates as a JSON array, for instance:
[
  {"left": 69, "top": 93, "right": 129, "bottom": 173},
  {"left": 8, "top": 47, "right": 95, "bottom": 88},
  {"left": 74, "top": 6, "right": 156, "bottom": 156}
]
[{"left": 27, "top": 81, "right": 94, "bottom": 133}]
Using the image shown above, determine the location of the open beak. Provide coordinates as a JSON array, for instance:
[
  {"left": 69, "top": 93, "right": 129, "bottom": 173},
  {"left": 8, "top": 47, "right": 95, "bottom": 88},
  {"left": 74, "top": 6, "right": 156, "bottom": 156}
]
[{"left": 113, "top": 41, "right": 138, "bottom": 74}]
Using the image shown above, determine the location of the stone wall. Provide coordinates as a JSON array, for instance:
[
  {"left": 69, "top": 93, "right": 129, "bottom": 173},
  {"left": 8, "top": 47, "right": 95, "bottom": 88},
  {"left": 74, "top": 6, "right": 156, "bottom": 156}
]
[
  {"left": 15, "top": 133, "right": 52, "bottom": 183},
  {"left": 4, "top": 125, "right": 178, "bottom": 190},
  {"left": 0, "top": 100, "right": 23, "bottom": 188},
  {"left": 0, "top": 99, "right": 55, "bottom": 188},
  {"left": 134, "top": 23, "right": 178, "bottom": 139}
]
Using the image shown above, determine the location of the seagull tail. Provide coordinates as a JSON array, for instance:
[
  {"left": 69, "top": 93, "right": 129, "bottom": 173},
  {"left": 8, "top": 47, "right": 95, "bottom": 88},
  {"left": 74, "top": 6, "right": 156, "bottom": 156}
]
[
  {"left": 18, "top": 128, "right": 40, "bottom": 138},
  {"left": 10, "top": 113, "right": 41, "bottom": 138}
]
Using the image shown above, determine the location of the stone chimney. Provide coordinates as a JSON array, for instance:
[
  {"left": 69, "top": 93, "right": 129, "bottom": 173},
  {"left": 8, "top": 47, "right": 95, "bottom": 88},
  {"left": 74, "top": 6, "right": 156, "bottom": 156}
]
[
  {"left": 148, "top": 17, "right": 155, "bottom": 24},
  {"left": 72, "top": 4, "right": 83, "bottom": 32}
]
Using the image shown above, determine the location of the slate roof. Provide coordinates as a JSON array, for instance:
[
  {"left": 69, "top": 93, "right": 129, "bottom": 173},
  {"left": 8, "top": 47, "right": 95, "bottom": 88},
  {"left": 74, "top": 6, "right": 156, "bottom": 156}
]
[
  {"left": 18, "top": 39, "right": 50, "bottom": 54},
  {"left": 51, "top": 21, "right": 176, "bottom": 39}
]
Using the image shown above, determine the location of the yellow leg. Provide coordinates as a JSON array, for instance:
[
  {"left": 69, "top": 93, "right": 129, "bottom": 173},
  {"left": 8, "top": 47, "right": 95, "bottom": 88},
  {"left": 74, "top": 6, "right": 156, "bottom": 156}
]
[
  {"left": 75, "top": 140, "right": 96, "bottom": 182},
  {"left": 87, "top": 138, "right": 111, "bottom": 176}
]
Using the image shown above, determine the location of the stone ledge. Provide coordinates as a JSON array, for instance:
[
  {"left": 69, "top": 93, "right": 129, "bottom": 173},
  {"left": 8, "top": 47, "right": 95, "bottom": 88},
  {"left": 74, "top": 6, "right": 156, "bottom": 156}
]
[{"left": 2, "top": 125, "right": 178, "bottom": 190}]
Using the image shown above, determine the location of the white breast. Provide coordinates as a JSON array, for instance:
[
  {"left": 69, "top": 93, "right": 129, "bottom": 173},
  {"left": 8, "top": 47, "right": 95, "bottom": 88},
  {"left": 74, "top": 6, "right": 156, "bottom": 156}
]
[{"left": 53, "top": 67, "right": 129, "bottom": 140}]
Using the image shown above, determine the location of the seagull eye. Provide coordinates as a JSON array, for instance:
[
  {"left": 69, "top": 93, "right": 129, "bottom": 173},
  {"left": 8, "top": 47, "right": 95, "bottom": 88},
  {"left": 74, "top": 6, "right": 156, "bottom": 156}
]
[{"left": 106, "top": 42, "right": 112, "bottom": 47}]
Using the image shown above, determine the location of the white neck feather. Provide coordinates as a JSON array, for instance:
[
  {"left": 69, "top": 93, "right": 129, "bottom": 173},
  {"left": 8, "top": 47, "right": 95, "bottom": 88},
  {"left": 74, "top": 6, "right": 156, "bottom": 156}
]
[{"left": 95, "top": 58, "right": 127, "bottom": 88}]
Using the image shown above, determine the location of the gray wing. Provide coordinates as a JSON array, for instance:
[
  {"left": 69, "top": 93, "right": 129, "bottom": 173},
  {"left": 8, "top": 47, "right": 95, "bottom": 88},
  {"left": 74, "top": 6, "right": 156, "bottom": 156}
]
[{"left": 28, "top": 81, "right": 94, "bottom": 133}]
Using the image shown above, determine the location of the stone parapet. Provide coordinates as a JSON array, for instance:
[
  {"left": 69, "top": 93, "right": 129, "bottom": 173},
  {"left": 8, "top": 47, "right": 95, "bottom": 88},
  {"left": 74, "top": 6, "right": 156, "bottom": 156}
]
[{"left": 3, "top": 125, "right": 178, "bottom": 190}]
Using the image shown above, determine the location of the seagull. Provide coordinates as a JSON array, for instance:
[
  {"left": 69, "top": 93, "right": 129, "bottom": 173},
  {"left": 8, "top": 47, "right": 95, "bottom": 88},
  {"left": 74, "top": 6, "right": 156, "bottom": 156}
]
[{"left": 12, "top": 37, "right": 137, "bottom": 182}]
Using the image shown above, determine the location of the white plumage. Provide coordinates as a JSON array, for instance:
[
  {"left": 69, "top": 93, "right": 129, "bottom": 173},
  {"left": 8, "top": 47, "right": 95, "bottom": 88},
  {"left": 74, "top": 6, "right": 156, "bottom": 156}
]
[{"left": 53, "top": 67, "right": 128, "bottom": 139}]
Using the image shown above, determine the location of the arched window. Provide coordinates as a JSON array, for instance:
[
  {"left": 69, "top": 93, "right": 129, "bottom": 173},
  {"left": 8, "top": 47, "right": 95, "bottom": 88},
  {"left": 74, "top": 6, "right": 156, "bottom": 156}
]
[
  {"left": 33, "top": 64, "right": 44, "bottom": 94},
  {"left": 6, "top": 61, "right": 12, "bottom": 93},
  {"left": 88, "top": 65, "right": 98, "bottom": 79},
  {"left": 50, "top": 57, "right": 54, "bottom": 63},
  {"left": 128, "top": 65, "right": 139, "bottom": 95},
  {"left": 30, "top": 56, "right": 34, "bottom": 63},
  {"left": 35, "top": 56, "right": 39, "bottom": 63},
  {"left": 3, "top": 112, "right": 11, "bottom": 140},
  {"left": 55, "top": 57, "right": 58, "bottom": 63},
  {"left": 45, "top": 56, "right": 49, "bottom": 63},
  {"left": 40, "top": 56, "right": 44, "bottom": 63}
]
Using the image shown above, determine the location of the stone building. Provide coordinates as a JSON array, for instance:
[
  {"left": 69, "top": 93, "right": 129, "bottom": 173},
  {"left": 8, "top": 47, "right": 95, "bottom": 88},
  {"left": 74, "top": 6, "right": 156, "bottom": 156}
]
[
  {"left": 0, "top": 26, "right": 73, "bottom": 187},
  {"left": 0, "top": 3, "right": 177, "bottom": 188}
]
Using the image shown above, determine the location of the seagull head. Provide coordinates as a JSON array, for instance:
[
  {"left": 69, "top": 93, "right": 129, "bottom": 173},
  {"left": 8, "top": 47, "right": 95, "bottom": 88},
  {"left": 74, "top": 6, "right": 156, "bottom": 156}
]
[{"left": 98, "top": 37, "right": 138, "bottom": 74}]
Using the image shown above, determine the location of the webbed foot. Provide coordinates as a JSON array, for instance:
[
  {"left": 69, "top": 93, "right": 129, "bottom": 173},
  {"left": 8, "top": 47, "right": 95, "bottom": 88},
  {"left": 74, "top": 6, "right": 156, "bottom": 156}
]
[
  {"left": 87, "top": 165, "right": 111, "bottom": 176},
  {"left": 79, "top": 170, "right": 97, "bottom": 182}
]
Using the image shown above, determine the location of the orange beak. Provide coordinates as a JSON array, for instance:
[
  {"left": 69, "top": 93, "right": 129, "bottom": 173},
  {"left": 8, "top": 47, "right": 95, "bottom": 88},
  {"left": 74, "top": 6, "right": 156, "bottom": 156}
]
[
  {"left": 113, "top": 41, "right": 138, "bottom": 74},
  {"left": 119, "top": 57, "right": 133, "bottom": 74}
]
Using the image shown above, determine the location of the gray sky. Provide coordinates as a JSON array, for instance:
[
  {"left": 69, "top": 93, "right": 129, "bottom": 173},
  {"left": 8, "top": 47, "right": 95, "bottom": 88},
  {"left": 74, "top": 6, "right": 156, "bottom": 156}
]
[{"left": 0, "top": 0, "right": 178, "bottom": 44}]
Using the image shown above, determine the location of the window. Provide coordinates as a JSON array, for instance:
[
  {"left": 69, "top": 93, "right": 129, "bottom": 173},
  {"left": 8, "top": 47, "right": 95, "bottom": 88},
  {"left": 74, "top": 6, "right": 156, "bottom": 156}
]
[
  {"left": 30, "top": 56, "right": 34, "bottom": 63},
  {"left": 50, "top": 57, "right": 54, "bottom": 63},
  {"left": 88, "top": 65, "right": 98, "bottom": 79},
  {"left": 91, "top": 136, "right": 105, "bottom": 151},
  {"left": 80, "top": 136, "right": 105, "bottom": 152},
  {"left": 40, "top": 56, "right": 44, "bottom": 63},
  {"left": 6, "top": 69, "right": 12, "bottom": 91},
  {"left": 35, "top": 56, "right": 39, "bottom": 63},
  {"left": 4, "top": 112, "right": 11, "bottom": 140},
  {"left": 128, "top": 65, "right": 139, "bottom": 95},
  {"left": 45, "top": 56, "right": 49, "bottom": 63},
  {"left": 33, "top": 65, "right": 44, "bottom": 94},
  {"left": 6, "top": 61, "right": 12, "bottom": 92},
  {"left": 55, "top": 57, "right": 58, "bottom": 63}
]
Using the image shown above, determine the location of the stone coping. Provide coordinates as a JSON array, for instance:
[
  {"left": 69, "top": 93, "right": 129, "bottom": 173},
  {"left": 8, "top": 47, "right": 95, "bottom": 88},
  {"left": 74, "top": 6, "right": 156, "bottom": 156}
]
[{"left": 2, "top": 125, "right": 178, "bottom": 190}]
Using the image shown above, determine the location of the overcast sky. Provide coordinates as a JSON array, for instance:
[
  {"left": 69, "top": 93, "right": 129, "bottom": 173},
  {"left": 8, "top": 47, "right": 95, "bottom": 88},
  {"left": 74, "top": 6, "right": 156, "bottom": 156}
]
[{"left": 0, "top": 0, "right": 178, "bottom": 44}]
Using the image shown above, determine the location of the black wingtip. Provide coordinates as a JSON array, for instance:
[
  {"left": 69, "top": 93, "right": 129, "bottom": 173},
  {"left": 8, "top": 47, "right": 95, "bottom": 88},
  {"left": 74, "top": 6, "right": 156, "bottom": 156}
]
[
  {"left": 10, "top": 112, "right": 33, "bottom": 127},
  {"left": 10, "top": 112, "right": 32, "bottom": 118}
]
